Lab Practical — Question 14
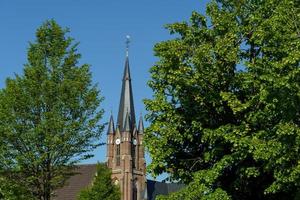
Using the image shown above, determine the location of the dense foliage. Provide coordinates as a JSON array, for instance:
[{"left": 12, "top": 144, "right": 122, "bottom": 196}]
[
  {"left": 78, "top": 163, "right": 120, "bottom": 200},
  {"left": 144, "top": 0, "right": 300, "bottom": 199},
  {"left": 0, "top": 20, "right": 104, "bottom": 200},
  {"left": 0, "top": 177, "right": 35, "bottom": 200}
]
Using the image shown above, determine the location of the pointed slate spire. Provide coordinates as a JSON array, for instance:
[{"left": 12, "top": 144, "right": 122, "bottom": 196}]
[
  {"left": 107, "top": 115, "right": 115, "bottom": 134},
  {"left": 138, "top": 114, "right": 144, "bottom": 134},
  {"left": 123, "top": 111, "right": 131, "bottom": 132},
  {"left": 117, "top": 37, "right": 136, "bottom": 131}
]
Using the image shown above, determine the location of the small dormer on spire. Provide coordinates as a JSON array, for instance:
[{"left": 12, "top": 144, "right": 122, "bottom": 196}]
[
  {"left": 138, "top": 114, "right": 144, "bottom": 134},
  {"left": 115, "top": 124, "right": 121, "bottom": 136},
  {"left": 107, "top": 114, "right": 115, "bottom": 135},
  {"left": 123, "top": 111, "right": 131, "bottom": 132}
]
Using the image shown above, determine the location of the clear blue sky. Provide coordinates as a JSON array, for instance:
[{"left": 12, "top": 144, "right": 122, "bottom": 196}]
[{"left": 0, "top": 0, "right": 208, "bottom": 180}]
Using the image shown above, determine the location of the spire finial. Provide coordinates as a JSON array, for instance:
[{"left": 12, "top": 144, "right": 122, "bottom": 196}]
[{"left": 126, "top": 35, "right": 130, "bottom": 57}]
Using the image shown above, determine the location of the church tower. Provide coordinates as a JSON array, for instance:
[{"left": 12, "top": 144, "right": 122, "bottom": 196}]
[{"left": 106, "top": 39, "right": 147, "bottom": 200}]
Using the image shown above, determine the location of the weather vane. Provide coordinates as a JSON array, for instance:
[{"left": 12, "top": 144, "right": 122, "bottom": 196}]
[{"left": 126, "top": 35, "right": 130, "bottom": 57}]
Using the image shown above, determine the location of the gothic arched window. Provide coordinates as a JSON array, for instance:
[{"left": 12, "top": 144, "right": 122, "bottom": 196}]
[
  {"left": 116, "top": 144, "right": 120, "bottom": 166},
  {"left": 132, "top": 138, "right": 137, "bottom": 169}
]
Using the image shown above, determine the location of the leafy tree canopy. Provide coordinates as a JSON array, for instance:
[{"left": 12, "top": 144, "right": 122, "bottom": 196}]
[
  {"left": 0, "top": 177, "right": 35, "bottom": 200},
  {"left": 144, "top": 0, "right": 300, "bottom": 199},
  {"left": 78, "top": 163, "right": 121, "bottom": 200},
  {"left": 0, "top": 20, "right": 104, "bottom": 200}
]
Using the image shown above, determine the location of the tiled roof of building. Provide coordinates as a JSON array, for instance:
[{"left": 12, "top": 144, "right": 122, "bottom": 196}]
[{"left": 52, "top": 164, "right": 97, "bottom": 200}]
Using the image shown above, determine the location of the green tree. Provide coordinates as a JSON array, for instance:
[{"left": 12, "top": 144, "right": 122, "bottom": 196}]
[
  {"left": 0, "top": 20, "right": 104, "bottom": 200},
  {"left": 144, "top": 0, "right": 300, "bottom": 199},
  {"left": 0, "top": 177, "right": 35, "bottom": 200},
  {"left": 78, "top": 163, "right": 120, "bottom": 200}
]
